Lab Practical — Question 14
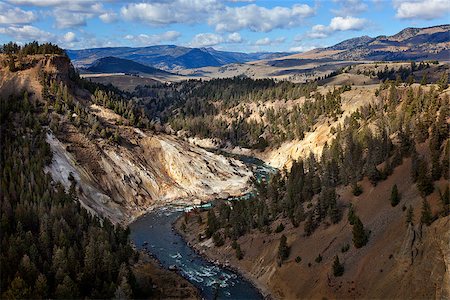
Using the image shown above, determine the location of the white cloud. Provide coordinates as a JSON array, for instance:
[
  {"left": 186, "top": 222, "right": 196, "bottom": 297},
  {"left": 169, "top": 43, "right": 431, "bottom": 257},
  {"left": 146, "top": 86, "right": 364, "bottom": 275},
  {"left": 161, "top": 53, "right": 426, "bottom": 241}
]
[
  {"left": 0, "top": 2, "right": 36, "bottom": 24},
  {"left": 329, "top": 16, "right": 366, "bottom": 31},
  {"left": 8, "top": 0, "right": 106, "bottom": 29},
  {"left": 99, "top": 12, "right": 118, "bottom": 23},
  {"left": 210, "top": 4, "right": 315, "bottom": 32},
  {"left": 227, "top": 32, "right": 243, "bottom": 43},
  {"left": 254, "top": 37, "right": 286, "bottom": 46},
  {"left": 307, "top": 16, "right": 367, "bottom": 39},
  {"left": 394, "top": 0, "right": 450, "bottom": 20},
  {"left": 121, "top": 0, "right": 222, "bottom": 25},
  {"left": 53, "top": 2, "right": 105, "bottom": 28},
  {"left": 289, "top": 45, "right": 317, "bottom": 52},
  {"left": 331, "top": 0, "right": 368, "bottom": 16},
  {"left": 0, "top": 25, "right": 54, "bottom": 41},
  {"left": 120, "top": 1, "right": 314, "bottom": 33},
  {"left": 7, "top": 0, "right": 97, "bottom": 6},
  {"left": 63, "top": 31, "right": 77, "bottom": 43},
  {"left": 124, "top": 31, "right": 181, "bottom": 46},
  {"left": 54, "top": 11, "right": 90, "bottom": 28},
  {"left": 190, "top": 33, "right": 224, "bottom": 47}
]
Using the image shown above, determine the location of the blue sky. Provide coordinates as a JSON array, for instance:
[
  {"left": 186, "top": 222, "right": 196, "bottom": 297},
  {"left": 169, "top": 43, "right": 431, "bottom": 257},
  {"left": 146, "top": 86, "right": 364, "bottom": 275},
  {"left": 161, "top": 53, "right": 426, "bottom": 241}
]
[{"left": 0, "top": 0, "right": 449, "bottom": 52}]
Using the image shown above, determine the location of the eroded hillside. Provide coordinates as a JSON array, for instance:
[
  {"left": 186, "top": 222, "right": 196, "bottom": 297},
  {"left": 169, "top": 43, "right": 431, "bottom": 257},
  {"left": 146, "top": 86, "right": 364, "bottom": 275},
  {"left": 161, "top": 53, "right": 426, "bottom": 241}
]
[
  {"left": 173, "top": 66, "right": 449, "bottom": 299},
  {"left": 0, "top": 54, "right": 252, "bottom": 224}
]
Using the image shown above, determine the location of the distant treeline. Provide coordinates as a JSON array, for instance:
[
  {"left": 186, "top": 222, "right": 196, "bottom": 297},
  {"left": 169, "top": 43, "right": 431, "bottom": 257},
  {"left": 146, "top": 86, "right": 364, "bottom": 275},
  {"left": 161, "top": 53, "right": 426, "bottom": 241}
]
[{"left": 0, "top": 41, "right": 65, "bottom": 56}]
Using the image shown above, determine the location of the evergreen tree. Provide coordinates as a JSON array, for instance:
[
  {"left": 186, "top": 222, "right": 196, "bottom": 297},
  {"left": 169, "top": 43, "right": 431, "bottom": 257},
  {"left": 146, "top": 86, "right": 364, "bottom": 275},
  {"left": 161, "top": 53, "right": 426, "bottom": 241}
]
[
  {"left": 420, "top": 198, "right": 433, "bottom": 226},
  {"left": 406, "top": 205, "right": 414, "bottom": 226},
  {"left": 206, "top": 209, "right": 219, "bottom": 238},
  {"left": 235, "top": 244, "right": 243, "bottom": 260},
  {"left": 390, "top": 184, "right": 401, "bottom": 207},
  {"left": 416, "top": 160, "right": 434, "bottom": 197},
  {"left": 352, "top": 217, "right": 368, "bottom": 248},
  {"left": 347, "top": 204, "right": 357, "bottom": 225},
  {"left": 278, "top": 234, "right": 289, "bottom": 265},
  {"left": 332, "top": 255, "right": 344, "bottom": 277},
  {"left": 437, "top": 72, "right": 448, "bottom": 91}
]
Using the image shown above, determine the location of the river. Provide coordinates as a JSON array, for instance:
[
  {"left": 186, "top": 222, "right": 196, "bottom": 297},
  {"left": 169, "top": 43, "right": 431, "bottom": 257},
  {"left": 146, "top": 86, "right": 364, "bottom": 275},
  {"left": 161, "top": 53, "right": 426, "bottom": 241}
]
[{"left": 129, "top": 154, "right": 274, "bottom": 299}]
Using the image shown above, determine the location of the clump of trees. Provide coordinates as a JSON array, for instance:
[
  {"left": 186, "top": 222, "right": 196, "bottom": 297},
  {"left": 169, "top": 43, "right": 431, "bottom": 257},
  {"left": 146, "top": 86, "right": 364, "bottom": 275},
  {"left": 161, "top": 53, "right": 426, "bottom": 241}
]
[{"left": 1, "top": 41, "right": 66, "bottom": 56}]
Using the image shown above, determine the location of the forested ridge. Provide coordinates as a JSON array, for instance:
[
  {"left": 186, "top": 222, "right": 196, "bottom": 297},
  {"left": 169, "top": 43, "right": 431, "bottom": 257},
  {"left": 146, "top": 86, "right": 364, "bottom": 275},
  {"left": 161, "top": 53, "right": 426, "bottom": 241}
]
[{"left": 184, "top": 81, "right": 449, "bottom": 272}]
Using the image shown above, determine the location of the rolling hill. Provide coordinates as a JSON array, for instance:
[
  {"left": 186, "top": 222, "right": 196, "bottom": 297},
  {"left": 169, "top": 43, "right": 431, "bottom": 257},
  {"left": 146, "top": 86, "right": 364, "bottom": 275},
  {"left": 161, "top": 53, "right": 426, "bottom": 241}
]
[
  {"left": 86, "top": 56, "right": 173, "bottom": 76},
  {"left": 67, "top": 45, "right": 290, "bottom": 70},
  {"left": 275, "top": 24, "right": 450, "bottom": 62}
]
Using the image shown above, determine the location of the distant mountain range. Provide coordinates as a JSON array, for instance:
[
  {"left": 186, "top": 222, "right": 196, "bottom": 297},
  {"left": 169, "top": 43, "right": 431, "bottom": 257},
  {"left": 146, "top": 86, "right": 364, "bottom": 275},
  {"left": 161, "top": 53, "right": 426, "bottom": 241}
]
[
  {"left": 67, "top": 45, "right": 291, "bottom": 70},
  {"left": 283, "top": 24, "right": 450, "bottom": 62},
  {"left": 68, "top": 25, "right": 449, "bottom": 73},
  {"left": 86, "top": 56, "right": 173, "bottom": 76}
]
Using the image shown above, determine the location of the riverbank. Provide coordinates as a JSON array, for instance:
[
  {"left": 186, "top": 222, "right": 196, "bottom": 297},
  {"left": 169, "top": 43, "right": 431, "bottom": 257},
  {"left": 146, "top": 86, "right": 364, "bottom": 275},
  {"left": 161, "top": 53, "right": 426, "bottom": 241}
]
[
  {"left": 133, "top": 250, "right": 200, "bottom": 299},
  {"left": 174, "top": 211, "right": 273, "bottom": 299}
]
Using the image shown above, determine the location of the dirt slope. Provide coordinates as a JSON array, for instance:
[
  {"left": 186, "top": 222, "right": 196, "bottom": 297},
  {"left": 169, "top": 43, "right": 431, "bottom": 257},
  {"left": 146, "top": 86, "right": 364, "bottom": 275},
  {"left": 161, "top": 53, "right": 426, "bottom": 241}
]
[{"left": 177, "top": 158, "right": 449, "bottom": 299}]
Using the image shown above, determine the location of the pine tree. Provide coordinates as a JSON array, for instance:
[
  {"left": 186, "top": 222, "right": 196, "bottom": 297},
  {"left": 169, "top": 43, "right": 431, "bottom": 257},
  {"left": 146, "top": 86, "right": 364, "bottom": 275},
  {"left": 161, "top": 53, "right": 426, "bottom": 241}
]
[
  {"left": 437, "top": 72, "right": 448, "bottom": 91},
  {"left": 420, "top": 198, "right": 432, "bottom": 226},
  {"left": 235, "top": 244, "right": 243, "bottom": 260},
  {"left": 390, "top": 184, "right": 400, "bottom": 207},
  {"left": 347, "top": 204, "right": 357, "bottom": 225},
  {"left": 416, "top": 160, "right": 434, "bottom": 197},
  {"left": 278, "top": 234, "right": 289, "bottom": 265},
  {"left": 206, "top": 209, "right": 219, "bottom": 238},
  {"left": 420, "top": 73, "right": 427, "bottom": 85},
  {"left": 304, "top": 214, "right": 315, "bottom": 236},
  {"left": 406, "top": 205, "right": 414, "bottom": 226},
  {"left": 352, "top": 217, "right": 368, "bottom": 248},
  {"left": 332, "top": 255, "right": 344, "bottom": 277}
]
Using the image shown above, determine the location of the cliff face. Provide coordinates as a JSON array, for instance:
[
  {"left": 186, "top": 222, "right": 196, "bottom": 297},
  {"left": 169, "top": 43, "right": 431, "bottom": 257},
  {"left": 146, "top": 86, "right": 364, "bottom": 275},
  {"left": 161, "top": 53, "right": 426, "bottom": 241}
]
[{"left": 0, "top": 54, "right": 252, "bottom": 224}]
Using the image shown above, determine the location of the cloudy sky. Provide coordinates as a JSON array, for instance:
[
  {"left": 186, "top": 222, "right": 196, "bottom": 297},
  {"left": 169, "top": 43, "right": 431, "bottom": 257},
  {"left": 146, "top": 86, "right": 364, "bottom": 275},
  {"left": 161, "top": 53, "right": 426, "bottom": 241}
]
[{"left": 0, "top": 0, "right": 449, "bottom": 52}]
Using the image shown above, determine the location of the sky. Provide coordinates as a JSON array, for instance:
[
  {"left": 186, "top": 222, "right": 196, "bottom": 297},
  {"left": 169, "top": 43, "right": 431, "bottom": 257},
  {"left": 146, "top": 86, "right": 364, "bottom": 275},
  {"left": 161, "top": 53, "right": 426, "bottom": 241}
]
[{"left": 0, "top": 0, "right": 449, "bottom": 53}]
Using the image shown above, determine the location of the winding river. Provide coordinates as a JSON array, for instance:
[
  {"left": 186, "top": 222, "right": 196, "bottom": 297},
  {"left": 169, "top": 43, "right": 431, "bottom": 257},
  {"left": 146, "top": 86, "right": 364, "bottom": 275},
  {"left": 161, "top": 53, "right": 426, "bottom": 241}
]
[{"left": 129, "top": 154, "right": 274, "bottom": 299}]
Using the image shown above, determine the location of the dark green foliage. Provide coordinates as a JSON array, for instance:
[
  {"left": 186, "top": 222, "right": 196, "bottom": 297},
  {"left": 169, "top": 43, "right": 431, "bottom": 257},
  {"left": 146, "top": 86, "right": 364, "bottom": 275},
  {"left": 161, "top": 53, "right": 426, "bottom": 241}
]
[
  {"left": 304, "top": 214, "right": 315, "bottom": 236},
  {"left": 315, "top": 254, "right": 322, "bottom": 263},
  {"left": 352, "top": 217, "right": 369, "bottom": 248},
  {"left": 212, "top": 232, "right": 225, "bottom": 247},
  {"left": 1, "top": 41, "right": 65, "bottom": 55},
  {"left": 0, "top": 95, "right": 146, "bottom": 299},
  {"left": 367, "top": 164, "right": 382, "bottom": 186},
  {"left": 406, "top": 205, "right": 414, "bottom": 225},
  {"left": 206, "top": 209, "right": 219, "bottom": 238},
  {"left": 416, "top": 159, "right": 434, "bottom": 197},
  {"left": 341, "top": 244, "right": 350, "bottom": 253},
  {"left": 278, "top": 234, "right": 289, "bottom": 265},
  {"left": 420, "top": 198, "right": 433, "bottom": 226},
  {"left": 332, "top": 256, "right": 344, "bottom": 277},
  {"left": 275, "top": 223, "right": 285, "bottom": 233},
  {"left": 437, "top": 72, "right": 448, "bottom": 91},
  {"left": 352, "top": 182, "right": 363, "bottom": 196},
  {"left": 295, "top": 256, "right": 302, "bottom": 263},
  {"left": 390, "top": 184, "right": 401, "bottom": 207},
  {"left": 8, "top": 56, "right": 16, "bottom": 72},
  {"left": 235, "top": 243, "right": 243, "bottom": 260},
  {"left": 347, "top": 204, "right": 357, "bottom": 225}
]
